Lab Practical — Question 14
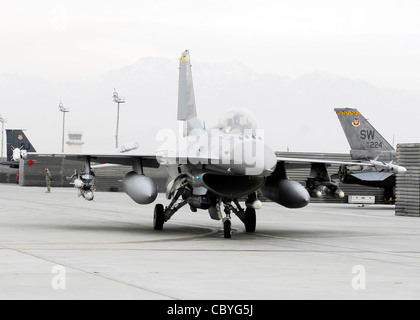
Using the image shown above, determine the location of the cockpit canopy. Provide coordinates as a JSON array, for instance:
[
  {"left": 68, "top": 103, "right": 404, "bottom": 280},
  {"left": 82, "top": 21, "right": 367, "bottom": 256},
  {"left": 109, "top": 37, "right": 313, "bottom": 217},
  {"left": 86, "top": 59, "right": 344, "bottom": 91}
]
[{"left": 219, "top": 108, "right": 258, "bottom": 134}]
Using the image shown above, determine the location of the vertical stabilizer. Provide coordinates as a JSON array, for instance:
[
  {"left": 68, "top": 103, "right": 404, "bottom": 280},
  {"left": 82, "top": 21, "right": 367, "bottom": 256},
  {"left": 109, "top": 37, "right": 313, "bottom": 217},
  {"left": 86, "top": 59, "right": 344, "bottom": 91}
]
[
  {"left": 178, "top": 50, "right": 204, "bottom": 136},
  {"left": 6, "top": 129, "right": 36, "bottom": 161},
  {"left": 334, "top": 108, "right": 395, "bottom": 161}
]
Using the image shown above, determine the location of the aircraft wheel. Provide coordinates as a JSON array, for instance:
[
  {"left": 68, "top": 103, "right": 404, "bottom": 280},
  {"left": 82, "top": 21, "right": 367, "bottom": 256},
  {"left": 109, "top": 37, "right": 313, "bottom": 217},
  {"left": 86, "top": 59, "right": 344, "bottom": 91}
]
[
  {"left": 244, "top": 208, "right": 256, "bottom": 232},
  {"left": 223, "top": 219, "right": 231, "bottom": 239},
  {"left": 153, "top": 204, "right": 165, "bottom": 230}
]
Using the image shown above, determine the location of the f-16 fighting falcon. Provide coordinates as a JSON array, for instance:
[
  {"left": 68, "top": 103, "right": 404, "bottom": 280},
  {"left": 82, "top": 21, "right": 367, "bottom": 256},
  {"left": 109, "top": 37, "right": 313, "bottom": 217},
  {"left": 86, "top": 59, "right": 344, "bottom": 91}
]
[
  {"left": 334, "top": 108, "right": 407, "bottom": 202},
  {"left": 32, "top": 51, "right": 407, "bottom": 238}
]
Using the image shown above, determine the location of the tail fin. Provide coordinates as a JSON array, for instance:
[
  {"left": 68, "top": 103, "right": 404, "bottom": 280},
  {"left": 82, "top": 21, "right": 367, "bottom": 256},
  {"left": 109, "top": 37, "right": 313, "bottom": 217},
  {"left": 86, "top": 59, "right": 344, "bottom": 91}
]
[
  {"left": 334, "top": 108, "right": 395, "bottom": 162},
  {"left": 178, "top": 50, "right": 204, "bottom": 136},
  {"left": 6, "top": 129, "right": 36, "bottom": 161}
]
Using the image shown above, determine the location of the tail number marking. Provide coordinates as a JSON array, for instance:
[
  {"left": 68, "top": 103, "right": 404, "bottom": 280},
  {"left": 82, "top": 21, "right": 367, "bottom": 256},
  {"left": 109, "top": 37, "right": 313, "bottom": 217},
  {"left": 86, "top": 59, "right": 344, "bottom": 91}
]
[{"left": 368, "top": 141, "right": 383, "bottom": 148}]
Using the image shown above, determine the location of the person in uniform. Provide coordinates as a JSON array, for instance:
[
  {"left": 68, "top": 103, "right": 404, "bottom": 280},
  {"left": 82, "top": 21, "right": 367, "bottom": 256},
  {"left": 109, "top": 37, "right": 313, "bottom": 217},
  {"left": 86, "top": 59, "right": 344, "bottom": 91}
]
[{"left": 45, "top": 168, "right": 52, "bottom": 193}]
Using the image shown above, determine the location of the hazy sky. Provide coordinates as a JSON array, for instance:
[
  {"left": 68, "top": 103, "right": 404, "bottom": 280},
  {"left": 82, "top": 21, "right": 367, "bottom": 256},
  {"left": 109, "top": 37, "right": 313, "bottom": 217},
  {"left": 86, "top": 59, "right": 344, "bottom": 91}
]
[
  {"left": 1, "top": 0, "right": 420, "bottom": 91},
  {"left": 1, "top": 1, "right": 420, "bottom": 155}
]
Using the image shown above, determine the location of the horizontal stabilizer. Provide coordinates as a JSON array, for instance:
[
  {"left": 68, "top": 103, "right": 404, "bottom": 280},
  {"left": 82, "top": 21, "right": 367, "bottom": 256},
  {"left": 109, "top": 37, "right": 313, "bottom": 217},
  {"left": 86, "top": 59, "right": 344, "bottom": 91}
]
[{"left": 351, "top": 171, "right": 394, "bottom": 181}]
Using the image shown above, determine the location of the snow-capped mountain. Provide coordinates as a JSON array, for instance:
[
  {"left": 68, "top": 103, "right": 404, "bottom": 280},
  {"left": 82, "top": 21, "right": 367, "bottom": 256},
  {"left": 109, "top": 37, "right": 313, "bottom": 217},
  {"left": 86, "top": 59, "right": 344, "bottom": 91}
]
[{"left": 0, "top": 57, "right": 419, "bottom": 155}]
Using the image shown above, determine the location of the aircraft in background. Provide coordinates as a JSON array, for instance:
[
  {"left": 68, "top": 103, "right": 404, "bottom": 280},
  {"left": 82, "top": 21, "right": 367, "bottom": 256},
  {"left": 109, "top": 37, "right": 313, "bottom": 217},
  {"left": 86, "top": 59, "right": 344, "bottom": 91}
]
[
  {"left": 31, "top": 51, "right": 406, "bottom": 238},
  {"left": 334, "top": 108, "right": 407, "bottom": 201},
  {"left": 0, "top": 129, "right": 36, "bottom": 168},
  {"left": 69, "top": 141, "right": 141, "bottom": 199}
]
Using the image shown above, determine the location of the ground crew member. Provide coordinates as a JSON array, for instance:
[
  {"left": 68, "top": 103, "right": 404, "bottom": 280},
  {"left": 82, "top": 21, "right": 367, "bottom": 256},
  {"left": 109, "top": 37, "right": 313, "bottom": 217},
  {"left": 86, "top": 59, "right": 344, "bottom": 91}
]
[{"left": 45, "top": 168, "right": 52, "bottom": 193}]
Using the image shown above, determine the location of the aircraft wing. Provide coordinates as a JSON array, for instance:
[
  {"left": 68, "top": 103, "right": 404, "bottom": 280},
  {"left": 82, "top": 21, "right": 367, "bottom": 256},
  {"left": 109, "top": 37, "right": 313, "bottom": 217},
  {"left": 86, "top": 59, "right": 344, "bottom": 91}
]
[
  {"left": 277, "top": 156, "right": 407, "bottom": 175},
  {"left": 0, "top": 160, "right": 20, "bottom": 168},
  {"left": 276, "top": 156, "right": 374, "bottom": 169},
  {"left": 31, "top": 153, "right": 161, "bottom": 168},
  {"left": 29, "top": 152, "right": 224, "bottom": 169},
  {"left": 32, "top": 152, "right": 378, "bottom": 169}
]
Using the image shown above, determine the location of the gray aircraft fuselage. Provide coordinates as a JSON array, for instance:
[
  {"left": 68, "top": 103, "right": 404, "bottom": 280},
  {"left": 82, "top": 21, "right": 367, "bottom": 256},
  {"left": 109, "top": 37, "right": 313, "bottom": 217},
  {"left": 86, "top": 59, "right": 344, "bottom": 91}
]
[{"left": 156, "top": 121, "right": 278, "bottom": 200}]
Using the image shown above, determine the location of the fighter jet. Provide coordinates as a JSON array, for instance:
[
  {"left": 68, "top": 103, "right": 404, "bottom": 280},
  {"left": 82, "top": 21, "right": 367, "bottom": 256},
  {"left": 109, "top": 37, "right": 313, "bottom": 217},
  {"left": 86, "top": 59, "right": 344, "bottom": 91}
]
[
  {"left": 0, "top": 129, "right": 36, "bottom": 167},
  {"left": 334, "top": 108, "right": 407, "bottom": 201},
  {"left": 32, "top": 51, "right": 404, "bottom": 238}
]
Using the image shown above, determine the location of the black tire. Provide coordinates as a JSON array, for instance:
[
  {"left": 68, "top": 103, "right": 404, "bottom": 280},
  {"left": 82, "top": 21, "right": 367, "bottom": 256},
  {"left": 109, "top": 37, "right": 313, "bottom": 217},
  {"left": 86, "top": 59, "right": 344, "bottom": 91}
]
[
  {"left": 153, "top": 204, "right": 165, "bottom": 230},
  {"left": 223, "top": 219, "right": 231, "bottom": 239},
  {"left": 244, "top": 208, "right": 256, "bottom": 232}
]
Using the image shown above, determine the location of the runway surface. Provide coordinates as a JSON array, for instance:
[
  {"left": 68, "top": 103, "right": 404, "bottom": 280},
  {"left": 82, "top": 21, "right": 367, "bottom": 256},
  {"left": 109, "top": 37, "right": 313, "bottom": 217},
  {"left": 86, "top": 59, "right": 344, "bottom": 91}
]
[{"left": 1, "top": 183, "right": 420, "bottom": 300}]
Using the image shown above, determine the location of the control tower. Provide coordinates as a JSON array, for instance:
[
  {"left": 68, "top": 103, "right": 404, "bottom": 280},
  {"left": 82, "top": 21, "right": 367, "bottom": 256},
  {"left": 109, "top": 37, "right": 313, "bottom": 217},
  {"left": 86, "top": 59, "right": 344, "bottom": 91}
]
[{"left": 66, "top": 131, "right": 84, "bottom": 153}]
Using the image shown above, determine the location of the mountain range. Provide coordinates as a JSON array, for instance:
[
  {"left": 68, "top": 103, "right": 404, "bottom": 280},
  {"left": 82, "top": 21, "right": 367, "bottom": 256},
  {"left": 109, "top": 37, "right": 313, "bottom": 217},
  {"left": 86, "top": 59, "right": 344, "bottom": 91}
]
[{"left": 0, "top": 57, "right": 418, "bottom": 155}]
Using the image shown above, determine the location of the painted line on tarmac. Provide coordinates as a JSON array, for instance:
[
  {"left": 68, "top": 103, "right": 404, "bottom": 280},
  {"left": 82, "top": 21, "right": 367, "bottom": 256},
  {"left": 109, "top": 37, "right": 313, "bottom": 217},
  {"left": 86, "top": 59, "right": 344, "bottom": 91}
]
[{"left": 256, "top": 232, "right": 420, "bottom": 263}]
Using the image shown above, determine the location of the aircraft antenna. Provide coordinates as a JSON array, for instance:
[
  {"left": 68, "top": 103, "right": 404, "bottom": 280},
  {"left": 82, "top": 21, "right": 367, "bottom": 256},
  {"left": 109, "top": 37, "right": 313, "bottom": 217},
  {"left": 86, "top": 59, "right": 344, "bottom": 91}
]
[
  {"left": 58, "top": 100, "right": 70, "bottom": 153},
  {"left": 113, "top": 89, "right": 125, "bottom": 149}
]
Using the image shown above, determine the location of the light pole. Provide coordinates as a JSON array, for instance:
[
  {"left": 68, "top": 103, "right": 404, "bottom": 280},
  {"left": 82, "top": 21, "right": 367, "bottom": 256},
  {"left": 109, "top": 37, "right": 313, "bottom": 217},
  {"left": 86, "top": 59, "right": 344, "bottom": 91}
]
[
  {"left": 113, "top": 89, "right": 125, "bottom": 149},
  {"left": 58, "top": 101, "right": 70, "bottom": 153},
  {"left": 0, "top": 113, "right": 7, "bottom": 158}
]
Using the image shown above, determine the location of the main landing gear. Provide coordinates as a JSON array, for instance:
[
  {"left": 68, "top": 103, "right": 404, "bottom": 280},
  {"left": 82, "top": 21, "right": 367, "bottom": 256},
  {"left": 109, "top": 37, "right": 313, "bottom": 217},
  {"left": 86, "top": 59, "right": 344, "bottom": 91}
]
[
  {"left": 153, "top": 194, "right": 258, "bottom": 239},
  {"left": 153, "top": 204, "right": 165, "bottom": 230},
  {"left": 153, "top": 187, "right": 188, "bottom": 231}
]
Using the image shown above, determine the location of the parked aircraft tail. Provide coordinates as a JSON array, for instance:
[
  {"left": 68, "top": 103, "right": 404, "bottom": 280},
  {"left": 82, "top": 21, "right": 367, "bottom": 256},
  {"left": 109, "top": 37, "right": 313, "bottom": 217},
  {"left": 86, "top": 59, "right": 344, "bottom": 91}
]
[
  {"left": 334, "top": 108, "right": 395, "bottom": 162},
  {"left": 6, "top": 129, "right": 36, "bottom": 161}
]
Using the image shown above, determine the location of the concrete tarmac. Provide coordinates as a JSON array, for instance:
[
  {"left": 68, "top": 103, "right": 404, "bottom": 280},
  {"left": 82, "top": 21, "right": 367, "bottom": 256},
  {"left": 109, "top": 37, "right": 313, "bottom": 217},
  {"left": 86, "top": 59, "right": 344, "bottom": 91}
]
[{"left": 1, "top": 183, "right": 420, "bottom": 300}]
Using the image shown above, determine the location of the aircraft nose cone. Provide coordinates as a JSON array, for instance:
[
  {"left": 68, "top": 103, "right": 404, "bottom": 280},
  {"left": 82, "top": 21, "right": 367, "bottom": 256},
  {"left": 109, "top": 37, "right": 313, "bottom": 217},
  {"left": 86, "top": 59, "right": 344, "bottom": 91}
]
[{"left": 398, "top": 166, "right": 408, "bottom": 174}]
